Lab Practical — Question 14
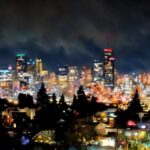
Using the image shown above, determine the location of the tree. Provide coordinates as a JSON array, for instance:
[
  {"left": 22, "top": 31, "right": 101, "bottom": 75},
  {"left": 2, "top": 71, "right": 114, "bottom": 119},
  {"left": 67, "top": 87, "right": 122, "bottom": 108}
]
[
  {"left": 127, "top": 89, "right": 143, "bottom": 113},
  {"left": 88, "top": 96, "right": 98, "bottom": 115},
  {"left": 35, "top": 103, "right": 60, "bottom": 130},
  {"left": 0, "top": 98, "right": 8, "bottom": 112},
  {"left": 76, "top": 85, "right": 89, "bottom": 118},
  {"left": 77, "top": 85, "right": 85, "bottom": 98},
  {"left": 18, "top": 93, "right": 34, "bottom": 108},
  {"left": 26, "top": 94, "right": 34, "bottom": 108},
  {"left": 59, "top": 94, "right": 65, "bottom": 105},
  {"left": 52, "top": 93, "right": 57, "bottom": 104},
  {"left": 59, "top": 94, "right": 68, "bottom": 112},
  {"left": 35, "top": 90, "right": 60, "bottom": 130},
  {"left": 37, "top": 83, "right": 49, "bottom": 106},
  {"left": 18, "top": 93, "right": 26, "bottom": 108},
  {"left": 72, "top": 94, "right": 78, "bottom": 110},
  {"left": 116, "top": 89, "right": 143, "bottom": 127}
]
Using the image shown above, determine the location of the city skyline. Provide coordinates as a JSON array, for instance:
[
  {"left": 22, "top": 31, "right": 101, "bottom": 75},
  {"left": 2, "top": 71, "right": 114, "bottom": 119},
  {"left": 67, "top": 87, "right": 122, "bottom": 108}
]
[{"left": 0, "top": 0, "right": 150, "bottom": 73}]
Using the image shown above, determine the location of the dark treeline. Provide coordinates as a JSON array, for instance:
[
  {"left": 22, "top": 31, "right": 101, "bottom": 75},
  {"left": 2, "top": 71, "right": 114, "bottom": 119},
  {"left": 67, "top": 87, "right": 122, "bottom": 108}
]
[
  {"left": 0, "top": 83, "right": 149, "bottom": 149},
  {"left": 0, "top": 84, "right": 110, "bottom": 147}
]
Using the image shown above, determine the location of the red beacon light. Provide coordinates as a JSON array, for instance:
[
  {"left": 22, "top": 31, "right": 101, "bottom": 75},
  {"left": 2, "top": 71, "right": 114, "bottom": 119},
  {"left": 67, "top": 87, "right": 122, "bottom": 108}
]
[
  {"left": 104, "top": 48, "right": 112, "bottom": 52},
  {"left": 109, "top": 57, "right": 115, "bottom": 61}
]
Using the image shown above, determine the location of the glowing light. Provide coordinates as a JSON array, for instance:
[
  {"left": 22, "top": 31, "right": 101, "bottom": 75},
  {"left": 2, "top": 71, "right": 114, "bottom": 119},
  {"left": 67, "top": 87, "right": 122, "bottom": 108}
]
[
  {"left": 138, "top": 123, "right": 147, "bottom": 129},
  {"left": 134, "top": 132, "right": 138, "bottom": 136},
  {"left": 109, "top": 57, "right": 115, "bottom": 61},
  {"left": 16, "top": 53, "right": 26, "bottom": 57},
  {"left": 125, "top": 131, "right": 131, "bottom": 137},
  {"left": 104, "top": 48, "right": 112, "bottom": 52},
  {"left": 127, "top": 120, "right": 136, "bottom": 126},
  {"left": 21, "top": 135, "right": 30, "bottom": 145}
]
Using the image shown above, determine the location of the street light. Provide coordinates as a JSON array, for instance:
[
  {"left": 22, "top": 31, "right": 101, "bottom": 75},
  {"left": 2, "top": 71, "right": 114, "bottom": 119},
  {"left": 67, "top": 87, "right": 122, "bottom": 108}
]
[{"left": 138, "top": 112, "right": 144, "bottom": 124}]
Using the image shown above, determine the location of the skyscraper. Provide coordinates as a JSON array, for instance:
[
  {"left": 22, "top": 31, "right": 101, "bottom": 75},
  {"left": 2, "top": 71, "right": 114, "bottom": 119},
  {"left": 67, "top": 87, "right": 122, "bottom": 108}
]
[
  {"left": 36, "top": 58, "right": 43, "bottom": 75},
  {"left": 93, "top": 59, "right": 103, "bottom": 82},
  {"left": 58, "top": 65, "right": 69, "bottom": 86},
  {"left": 16, "top": 53, "right": 27, "bottom": 74},
  {"left": 27, "top": 58, "right": 35, "bottom": 74},
  {"left": 104, "top": 48, "right": 115, "bottom": 88},
  {"left": 80, "top": 66, "right": 92, "bottom": 85},
  {"left": 68, "top": 66, "right": 79, "bottom": 83}
]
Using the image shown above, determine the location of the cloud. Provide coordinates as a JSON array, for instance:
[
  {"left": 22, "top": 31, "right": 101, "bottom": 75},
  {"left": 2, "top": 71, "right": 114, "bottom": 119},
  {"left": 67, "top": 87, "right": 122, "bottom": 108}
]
[{"left": 0, "top": 0, "right": 150, "bottom": 73}]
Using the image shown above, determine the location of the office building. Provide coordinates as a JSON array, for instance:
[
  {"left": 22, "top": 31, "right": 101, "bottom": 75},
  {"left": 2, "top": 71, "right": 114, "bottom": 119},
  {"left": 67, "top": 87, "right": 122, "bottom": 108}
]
[
  {"left": 16, "top": 53, "right": 27, "bottom": 74},
  {"left": 93, "top": 59, "right": 103, "bottom": 82},
  {"left": 36, "top": 58, "right": 43, "bottom": 75},
  {"left": 104, "top": 48, "right": 115, "bottom": 89},
  {"left": 58, "top": 65, "right": 69, "bottom": 86}
]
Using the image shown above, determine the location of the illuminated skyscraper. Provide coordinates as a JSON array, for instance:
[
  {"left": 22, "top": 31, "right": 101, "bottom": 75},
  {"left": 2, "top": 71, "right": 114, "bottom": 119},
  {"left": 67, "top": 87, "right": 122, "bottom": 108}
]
[
  {"left": 68, "top": 66, "right": 79, "bottom": 83},
  {"left": 27, "top": 58, "right": 35, "bottom": 74},
  {"left": 16, "top": 53, "right": 27, "bottom": 73},
  {"left": 36, "top": 58, "right": 43, "bottom": 75},
  {"left": 80, "top": 66, "right": 92, "bottom": 85},
  {"left": 49, "top": 72, "right": 58, "bottom": 85},
  {"left": 93, "top": 59, "right": 103, "bottom": 82},
  {"left": 58, "top": 65, "right": 69, "bottom": 85},
  {"left": 104, "top": 48, "right": 115, "bottom": 88}
]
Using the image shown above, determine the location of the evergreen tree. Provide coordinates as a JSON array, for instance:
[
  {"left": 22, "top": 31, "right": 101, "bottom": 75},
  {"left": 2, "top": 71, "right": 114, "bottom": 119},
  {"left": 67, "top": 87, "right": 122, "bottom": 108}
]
[
  {"left": 77, "top": 85, "right": 85, "bottom": 98},
  {"left": 37, "top": 83, "right": 49, "bottom": 106},
  {"left": 116, "top": 90, "right": 142, "bottom": 128},
  {"left": 18, "top": 93, "right": 26, "bottom": 108},
  {"left": 59, "top": 94, "right": 65, "bottom": 105},
  {"left": 26, "top": 94, "right": 34, "bottom": 108},
  {"left": 0, "top": 98, "right": 8, "bottom": 112},
  {"left": 52, "top": 93, "right": 57, "bottom": 104},
  {"left": 72, "top": 94, "right": 78, "bottom": 110},
  {"left": 76, "top": 85, "right": 88, "bottom": 118},
  {"left": 127, "top": 89, "right": 143, "bottom": 113},
  {"left": 35, "top": 102, "right": 60, "bottom": 130},
  {"left": 89, "top": 96, "right": 98, "bottom": 115},
  {"left": 59, "top": 94, "right": 68, "bottom": 113},
  {"left": 18, "top": 93, "right": 34, "bottom": 108}
]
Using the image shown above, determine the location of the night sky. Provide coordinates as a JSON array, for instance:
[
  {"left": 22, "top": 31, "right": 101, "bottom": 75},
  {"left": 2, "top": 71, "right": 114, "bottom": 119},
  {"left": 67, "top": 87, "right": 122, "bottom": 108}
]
[{"left": 0, "top": 0, "right": 150, "bottom": 73}]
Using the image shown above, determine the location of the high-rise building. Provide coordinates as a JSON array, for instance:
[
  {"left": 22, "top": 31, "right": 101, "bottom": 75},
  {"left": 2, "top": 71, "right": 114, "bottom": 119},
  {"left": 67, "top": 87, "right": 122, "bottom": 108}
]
[
  {"left": 68, "top": 66, "right": 79, "bottom": 83},
  {"left": 27, "top": 58, "right": 35, "bottom": 74},
  {"left": 49, "top": 72, "right": 58, "bottom": 85},
  {"left": 93, "top": 59, "right": 103, "bottom": 82},
  {"left": 35, "top": 58, "right": 48, "bottom": 81},
  {"left": 0, "top": 69, "right": 13, "bottom": 90},
  {"left": 58, "top": 65, "right": 69, "bottom": 86},
  {"left": 80, "top": 66, "right": 92, "bottom": 85},
  {"left": 16, "top": 53, "right": 27, "bottom": 74},
  {"left": 36, "top": 58, "right": 43, "bottom": 75},
  {"left": 104, "top": 48, "right": 115, "bottom": 88}
]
